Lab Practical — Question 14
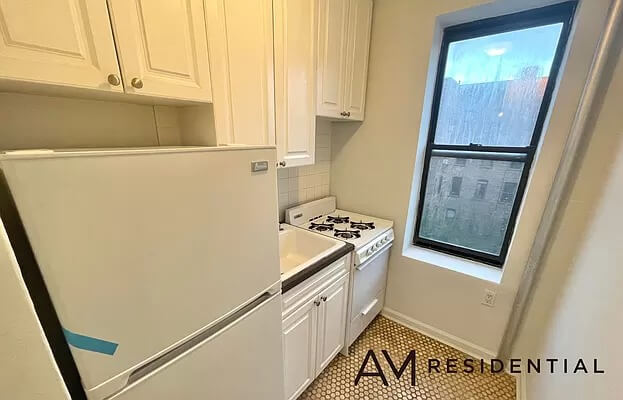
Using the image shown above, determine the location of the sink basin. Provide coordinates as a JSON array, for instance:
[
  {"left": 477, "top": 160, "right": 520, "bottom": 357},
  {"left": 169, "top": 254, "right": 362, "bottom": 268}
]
[{"left": 279, "top": 224, "right": 345, "bottom": 280}]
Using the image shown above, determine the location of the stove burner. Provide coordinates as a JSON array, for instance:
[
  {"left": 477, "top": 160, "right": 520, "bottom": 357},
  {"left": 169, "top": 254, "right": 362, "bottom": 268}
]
[
  {"left": 309, "top": 222, "right": 334, "bottom": 232},
  {"left": 327, "top": 215, "right": 350, "bottom": 224},
  {"left": 334, "top": 229, "right": 361, "bottom": 239},
  {"left": 350, "top": 221, "right": 375, "bottom": 230}
]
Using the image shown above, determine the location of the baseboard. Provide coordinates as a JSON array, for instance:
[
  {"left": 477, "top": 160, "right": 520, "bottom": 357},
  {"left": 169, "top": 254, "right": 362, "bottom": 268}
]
[
  {"left": 517, "top": 370, "right": 527, "bottom": 400},
  {"left": 381, "top": 307, "right": 497, "bottom": 361}
]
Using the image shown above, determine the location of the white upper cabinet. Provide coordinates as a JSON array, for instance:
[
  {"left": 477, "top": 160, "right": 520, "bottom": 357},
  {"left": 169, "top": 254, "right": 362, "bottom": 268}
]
[
  {"left": 316, "top": 0, "right": 372, "bottom": 121},
  {"left": 274, "top": 0, "right": 317, "bottom": 168},
  {"left": 343, "top": 0, "right": 373, "bottom": 120},
  {"left": 316, "top": 0, "right": 348, "bottom": 119},
  {"left": 205, "top": 0, "right": 275, "bottom": 145},
  {"left": 0, "top": 0, "right": 122, "bottom": 92},
  {"left": 107, "top": 0, "right": 212, "bottom": 102}
]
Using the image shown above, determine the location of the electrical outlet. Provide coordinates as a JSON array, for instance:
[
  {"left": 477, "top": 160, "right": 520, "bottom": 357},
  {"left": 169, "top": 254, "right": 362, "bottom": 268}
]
[{"left": 482, "top": 289, "right": 496, "bottom": 307}]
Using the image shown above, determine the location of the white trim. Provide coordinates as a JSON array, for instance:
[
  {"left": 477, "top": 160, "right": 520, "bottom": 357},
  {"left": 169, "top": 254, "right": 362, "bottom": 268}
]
[
  {"left": 403, "top": 245, "right": 503, "bottom": 284},
  {"left": 381, "top": 307, "right": 496, "bottom": 361},
  {"left": 518, "top": 369, "right": 528, "bottom": 400}
]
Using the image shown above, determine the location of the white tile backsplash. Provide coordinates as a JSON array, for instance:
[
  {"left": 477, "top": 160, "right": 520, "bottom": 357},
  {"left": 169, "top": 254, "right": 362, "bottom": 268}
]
[{"left": 278, "top": 119, "right": 332, "bottom": 221}]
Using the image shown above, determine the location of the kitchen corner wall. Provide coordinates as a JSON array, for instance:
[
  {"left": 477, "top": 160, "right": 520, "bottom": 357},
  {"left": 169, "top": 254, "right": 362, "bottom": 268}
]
[
  {"left": 329, "top": 0, "right": 611, "bottom": 355},
  {"left": 0, "top": 92, "right": 182, "bottom": 150},
  {"left": 277, "top": 119, "right": 332, "bottom": 221}
]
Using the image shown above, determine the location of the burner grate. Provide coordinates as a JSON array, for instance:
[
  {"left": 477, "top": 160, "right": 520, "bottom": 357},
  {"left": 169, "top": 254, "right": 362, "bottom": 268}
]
[
  {"left": 334, "top": 229, "right": 361, "bottom": 239},
  {"left": 327, "top": 215, "right": 350, "bottom": 224},
  {"left": 309, "top": 222, "right": 334, "bottom": 232},
  {"left": 350, "top": 221, "right": 375, "bottom": 230}
]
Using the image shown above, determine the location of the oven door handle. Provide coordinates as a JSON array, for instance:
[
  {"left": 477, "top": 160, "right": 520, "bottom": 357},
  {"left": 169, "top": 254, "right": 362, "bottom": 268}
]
[{"left": 361, "top": 298, "right": 379, "bottom": 316}]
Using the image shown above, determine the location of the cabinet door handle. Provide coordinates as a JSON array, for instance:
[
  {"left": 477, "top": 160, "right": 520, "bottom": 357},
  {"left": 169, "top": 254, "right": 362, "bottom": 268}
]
[
  {"left": 321, "top": 296, "right": 327, "bottom": 302},
  {"left": 346, "top": 111, "right": 351, "bottom": 117},
  {"left": 131, "top": 78, "right": 144, "bottom": 89},
  {"left": 314, "top": 300, "right": 321, "bottom": 307},
  {"left": 278, "top": 161, "right": 287, "bottom": 167},
  {"left": 340, "top": 111, "right": 347, "bottom": 116},
  {"left": 107, "top": 74, "right": 121, "bottom": 86}
]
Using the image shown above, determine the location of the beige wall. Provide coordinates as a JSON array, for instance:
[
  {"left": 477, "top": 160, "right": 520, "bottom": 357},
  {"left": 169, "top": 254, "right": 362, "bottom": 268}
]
[
  {"left": 0, "top": 220, "right": 69, "bottom": 400},
  {"left": 330, "top": 0, "right": 610, "bottom": 355},
  {"left": 0, "top": 92, "right": 182, "bottom": 150},
  {"left": 512, "top": 28, "right": 623, "bottom": 400}
]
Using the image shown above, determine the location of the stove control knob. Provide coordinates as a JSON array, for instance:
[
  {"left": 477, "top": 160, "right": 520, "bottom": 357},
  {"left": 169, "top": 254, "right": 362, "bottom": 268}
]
[{"left": 367, "top": 248, "right": 374, "bottom": 255}]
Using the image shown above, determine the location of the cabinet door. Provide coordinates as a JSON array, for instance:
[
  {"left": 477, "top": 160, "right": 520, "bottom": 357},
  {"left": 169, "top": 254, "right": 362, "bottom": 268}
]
[
  {"left": 343, "top": 0, "right": 373, "bottom": 121},
  {"left": 274, "top": 0, "right": 316, "bottom": 167},
  {"left": 0, "top": 0, "right": 121, "bottom": 91},
  {"left": 205, "top": 0, "right": 275, "bottom": 145},
  {"left": 283, "top": 297, "right": 318, "bottom": 400},
  {"left": 107, "top": 0, "right": 212, "bottom": 102},
  {"left": 316, "top": 0, "right": 348, "bottom": 119},
  {"left": 316, "top": 274, "right": 349, "bottom": 374}
]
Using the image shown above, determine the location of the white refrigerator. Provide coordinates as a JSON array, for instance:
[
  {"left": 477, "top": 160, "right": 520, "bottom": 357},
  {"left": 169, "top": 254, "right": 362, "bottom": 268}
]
[{"left": 0, "top": 146, "right": 284, "bottom": 400}]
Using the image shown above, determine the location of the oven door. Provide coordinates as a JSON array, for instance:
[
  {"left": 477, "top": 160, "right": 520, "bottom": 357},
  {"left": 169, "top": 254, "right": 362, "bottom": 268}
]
[{"left": 348, "top": 245, "right": 391, "bottom": 346}]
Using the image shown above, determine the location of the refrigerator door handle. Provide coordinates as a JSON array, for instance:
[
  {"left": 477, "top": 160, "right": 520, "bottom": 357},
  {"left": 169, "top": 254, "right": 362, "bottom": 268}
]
[{"left": 124, "top": 290, "right": 279, "bottom": 387}]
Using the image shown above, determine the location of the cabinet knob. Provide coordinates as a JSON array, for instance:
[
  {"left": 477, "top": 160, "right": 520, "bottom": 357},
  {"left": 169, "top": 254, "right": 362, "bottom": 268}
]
[
  {"left": 314, "top": 300, "right": 321, "bottom": 307},
  {"left": 107, "top": 74, "right": 121, "bottom": 86},
  {"left": 278, "top": 161, "right": 287, "bottom": 167},
  {"left": 346, "top": 111, "right": 351, "bottom": 117},
  {"left": 340, "top": 111, "right": 347, "bottom": 116},
  {"left": 321, "top": 296, "right": 327, "bottom": 302},
  {"left": 131, "top": 78, "right": 144, "bottom": 89}
]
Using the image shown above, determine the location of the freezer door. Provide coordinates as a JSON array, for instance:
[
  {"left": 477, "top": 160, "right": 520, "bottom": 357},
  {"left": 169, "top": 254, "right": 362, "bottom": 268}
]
[
  {"left": 0, "top": 147, "right": 280, "bottom": 393},
  {"left": 107, "top": 292, "right": 284, "bottom": 400}
]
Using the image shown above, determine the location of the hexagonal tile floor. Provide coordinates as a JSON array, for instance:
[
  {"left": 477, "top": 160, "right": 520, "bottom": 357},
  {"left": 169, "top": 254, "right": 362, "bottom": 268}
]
[{"left": 299, "top": 316, "right": 516, "bottom": 399}]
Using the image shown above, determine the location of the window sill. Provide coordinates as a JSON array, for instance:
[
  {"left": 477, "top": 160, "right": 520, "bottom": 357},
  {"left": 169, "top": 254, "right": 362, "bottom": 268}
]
[{"left": 402, "top": 245, "right": 503, "bottom": 284}]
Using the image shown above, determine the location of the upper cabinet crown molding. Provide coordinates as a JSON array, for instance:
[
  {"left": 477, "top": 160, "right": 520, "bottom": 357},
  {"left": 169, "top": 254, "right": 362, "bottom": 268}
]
[
  {"left": 107, "top": 0, "right": 212, "bottom": 102},
  {"left": 204, "top": 0, "right": 275, "bottom": 146},
  {"left": 274, "top": 0, "right": 317, "bottom": 168},
  {"left": 317, "top": 0, "right": 372, "bottom": 121},
  {"left": 0, "top": 0, "right": 122, "bottom": 92}
]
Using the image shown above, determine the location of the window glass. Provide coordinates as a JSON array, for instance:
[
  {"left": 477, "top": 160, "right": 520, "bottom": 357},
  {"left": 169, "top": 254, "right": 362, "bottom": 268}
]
[
  {"left": 474, "top": 179, "right": 489, "bottom": 199},
  {"left": 434, "top": 24, "right": 563, "bottom": 146},
  {"left": 419, "top": 157, "right": 525, "bottom": 256},
  {"left": 450, "top": 176, "right": 463, "bottom": 196},
  {"left": 414, "top": 3, "right": 574, "bottom": 266}
]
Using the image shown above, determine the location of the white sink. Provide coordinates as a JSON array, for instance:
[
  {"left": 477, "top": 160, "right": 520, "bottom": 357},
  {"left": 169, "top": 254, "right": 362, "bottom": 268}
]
[{"left": 279, "top": 224, "right": 345, "bottom": 280}]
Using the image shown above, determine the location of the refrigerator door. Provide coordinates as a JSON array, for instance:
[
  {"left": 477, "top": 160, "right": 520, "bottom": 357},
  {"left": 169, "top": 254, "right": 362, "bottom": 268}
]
[
  {"left": 0, "top": 147, "right": 280, "bottom": 395},
  {"left": 107, "top": 292, "right": 284, "bottom": 400}
]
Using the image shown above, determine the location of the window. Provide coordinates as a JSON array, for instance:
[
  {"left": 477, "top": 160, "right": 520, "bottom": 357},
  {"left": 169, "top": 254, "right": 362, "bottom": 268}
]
[
  {"left": 450, "top": 176, "right": 463, "bottom": 196},
  {"left": 414, "top": 2, "right": 576, "bottom": 267},
  {"left": 499, "top": 182, "right": 518, "bottom": 203},
  {"left": 474, "top": 179, "right": 488, "bottom": 200}
]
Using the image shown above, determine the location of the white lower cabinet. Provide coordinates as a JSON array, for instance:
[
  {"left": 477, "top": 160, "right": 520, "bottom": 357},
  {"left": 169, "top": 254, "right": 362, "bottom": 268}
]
[
  {"left": 315, "top": 276, "right": 349, "bottom": 372},
  {"left": 283, "top": 296, "right": 319, "bottom": 400},
  {"left": 282, "top": 260, "right": 350, "bottom": 400}
]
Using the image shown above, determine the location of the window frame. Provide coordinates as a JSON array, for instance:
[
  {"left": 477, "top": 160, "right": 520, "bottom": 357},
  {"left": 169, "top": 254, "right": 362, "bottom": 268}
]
[{"left": 413, "top": 2, "right": 577, "bottom": 267}]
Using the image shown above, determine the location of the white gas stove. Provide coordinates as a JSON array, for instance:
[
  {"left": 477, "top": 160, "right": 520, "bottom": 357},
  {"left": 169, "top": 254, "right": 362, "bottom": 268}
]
[
  {"left": 285, "top": 197, "right": 394, "bottom": 266},
  {"left": 285, "top": 197, "right": 394, "bottom": 349}
]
